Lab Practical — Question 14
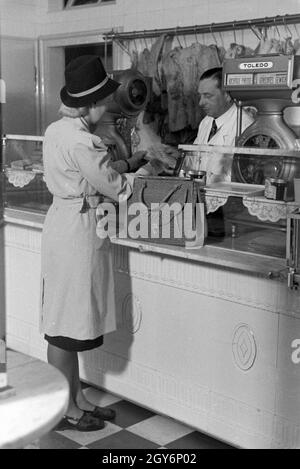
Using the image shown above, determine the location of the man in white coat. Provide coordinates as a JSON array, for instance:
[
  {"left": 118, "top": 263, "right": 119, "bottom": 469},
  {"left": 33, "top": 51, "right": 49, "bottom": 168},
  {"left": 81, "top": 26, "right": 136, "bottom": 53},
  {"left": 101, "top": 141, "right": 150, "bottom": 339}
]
[
  {"left": 186, "top": 67, "right": 254, "bottom": 236},
  {"left": 188, "top": 67, "right": 254, "bottom": 183}
]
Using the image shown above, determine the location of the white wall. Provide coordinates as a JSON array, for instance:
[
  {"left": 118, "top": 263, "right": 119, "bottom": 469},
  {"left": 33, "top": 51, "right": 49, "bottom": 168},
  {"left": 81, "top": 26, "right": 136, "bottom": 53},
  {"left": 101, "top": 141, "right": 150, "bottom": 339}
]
[
  {"left": 34, "top": 0, "right": 300, "bottom": 36},
  {"left": 34, "top": 0, "right": 300, "bottom": 129},
  {"left": 0, "top": 0, "right": 38, "bottom": 38},
  {"left": 1, "top": 0, "right": 300, "bottom": 45},
  {"left": 35, "top": 0, "right": 300, "bottom": 66},
  {"left": 0, "top": 37, "right": 37, "bottom": 134},
  {"left": 0, "top": 2, "right": 39, "bottom": 134}
]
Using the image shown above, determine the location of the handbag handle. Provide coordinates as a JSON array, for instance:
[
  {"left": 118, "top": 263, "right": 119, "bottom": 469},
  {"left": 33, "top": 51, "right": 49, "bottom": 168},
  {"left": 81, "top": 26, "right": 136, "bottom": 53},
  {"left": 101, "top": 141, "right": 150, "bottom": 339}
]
[{"left": 138, "top": 181, "right": 189, "bottom": 212}]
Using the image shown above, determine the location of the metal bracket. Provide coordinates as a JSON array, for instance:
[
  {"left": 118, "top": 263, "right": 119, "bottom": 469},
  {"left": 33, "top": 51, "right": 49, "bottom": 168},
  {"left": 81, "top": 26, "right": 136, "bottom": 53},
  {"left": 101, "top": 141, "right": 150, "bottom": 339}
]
[
  {"left": 287, "top": 268, "right": 300, "bottom": 290},
  {"left": 286, "top": 208, "right": 300, "bottom": 289}
]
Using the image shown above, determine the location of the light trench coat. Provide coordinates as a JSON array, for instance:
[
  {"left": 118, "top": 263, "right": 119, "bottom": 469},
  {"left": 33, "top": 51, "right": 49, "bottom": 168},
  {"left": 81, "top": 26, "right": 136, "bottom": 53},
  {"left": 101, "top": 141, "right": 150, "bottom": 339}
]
[{"left": 40, "top": 117, "right": 134, "bottom": 341}]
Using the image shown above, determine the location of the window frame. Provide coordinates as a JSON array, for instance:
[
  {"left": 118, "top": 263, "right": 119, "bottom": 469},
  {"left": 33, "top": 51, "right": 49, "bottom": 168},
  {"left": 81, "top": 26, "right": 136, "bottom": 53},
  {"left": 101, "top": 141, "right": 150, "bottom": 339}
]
[{"left": 64, "top": 0, "right": 115, "bottom": 9}]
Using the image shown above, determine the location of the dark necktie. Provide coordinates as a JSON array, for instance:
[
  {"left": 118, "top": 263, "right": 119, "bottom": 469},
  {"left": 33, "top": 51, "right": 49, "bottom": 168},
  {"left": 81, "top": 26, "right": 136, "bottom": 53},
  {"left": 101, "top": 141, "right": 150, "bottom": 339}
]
[{"left": 208, "top": 119, "right": 218, "bottom": 142}]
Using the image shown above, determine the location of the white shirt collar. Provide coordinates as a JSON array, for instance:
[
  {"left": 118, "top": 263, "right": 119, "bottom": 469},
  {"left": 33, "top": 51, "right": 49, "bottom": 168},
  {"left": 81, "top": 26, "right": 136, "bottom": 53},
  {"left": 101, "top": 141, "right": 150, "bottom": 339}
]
[{"left": 215, "top": 103, "right": 236, "bottom": 130}]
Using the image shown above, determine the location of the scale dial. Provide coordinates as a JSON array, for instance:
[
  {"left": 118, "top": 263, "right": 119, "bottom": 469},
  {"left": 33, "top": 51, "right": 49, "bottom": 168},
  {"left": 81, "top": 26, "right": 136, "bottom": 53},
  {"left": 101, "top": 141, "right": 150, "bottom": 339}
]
[
  {"left": 243, "top": 135, "right": 279, "bottom": 149},
  {"left": 234, "top": 134, "right": 282, "bottom": 185}
]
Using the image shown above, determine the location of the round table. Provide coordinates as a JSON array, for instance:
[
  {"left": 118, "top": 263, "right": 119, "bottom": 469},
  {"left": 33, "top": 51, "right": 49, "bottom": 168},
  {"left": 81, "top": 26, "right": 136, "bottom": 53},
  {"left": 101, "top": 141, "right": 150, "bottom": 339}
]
[{"left": 0, "top": 352, "right": 69, "bottom": 449}]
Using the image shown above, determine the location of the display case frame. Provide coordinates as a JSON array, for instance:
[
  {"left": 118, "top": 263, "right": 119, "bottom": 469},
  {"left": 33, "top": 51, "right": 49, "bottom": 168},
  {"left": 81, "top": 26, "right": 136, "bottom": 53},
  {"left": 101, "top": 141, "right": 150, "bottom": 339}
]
[
  {"left": 179, "top": 143, "right": 300, "bottom": 277},
  {"left": 2, "top": 134, "right": 52, "bottom": 215}
]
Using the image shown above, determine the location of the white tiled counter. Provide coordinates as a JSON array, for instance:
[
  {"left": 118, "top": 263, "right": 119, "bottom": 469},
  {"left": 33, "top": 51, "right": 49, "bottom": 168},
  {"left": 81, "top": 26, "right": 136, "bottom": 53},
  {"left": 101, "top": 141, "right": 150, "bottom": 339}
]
[{"left": 3, "top": 210, "right": 300, "bottom": 449}]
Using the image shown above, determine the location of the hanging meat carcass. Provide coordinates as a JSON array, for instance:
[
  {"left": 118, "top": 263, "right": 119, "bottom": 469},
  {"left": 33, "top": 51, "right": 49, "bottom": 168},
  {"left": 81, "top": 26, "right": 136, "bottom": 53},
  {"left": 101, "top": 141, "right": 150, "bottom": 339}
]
[
  {"left": 135, "top": 35, "right": 172, "bottom": 127},
  {"left": 225, "top": 43, "right": 254, "bottom": 58},
  {"left": 132, "top": 110, "right": 162, "bottom": 151},
  {"left": 132, "top": 110, "right": 178, "bottom": 170},
  {"left": 282, "top": 36, "right": 295, "bottom": 54},
  {"left": 294, "top": 38, "right": 300, "bottom": 55},
  {"left": 136, "top": 34, "right": 169, "bottom": 97},
  {"left": 209, "top": 43, "right": 226, "bottom": 63},
  {"left": 253, "top": 27, "right": 284, "bottom": 54},
  {"left": 160, "top": 46, "right": 186, "bottom": 132},
  {"left": 161, "top": 42, "right": 221, "bottom": 132},
  {"left": 136, "top": 47, "right": 151, "bottom": 76}
]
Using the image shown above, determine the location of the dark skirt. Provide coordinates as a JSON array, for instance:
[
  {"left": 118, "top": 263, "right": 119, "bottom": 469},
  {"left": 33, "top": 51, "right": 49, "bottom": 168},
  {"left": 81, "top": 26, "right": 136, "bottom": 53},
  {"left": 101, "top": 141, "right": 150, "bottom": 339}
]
[{"left": 45, "top": 334, "right": 103, "bottom": 352}]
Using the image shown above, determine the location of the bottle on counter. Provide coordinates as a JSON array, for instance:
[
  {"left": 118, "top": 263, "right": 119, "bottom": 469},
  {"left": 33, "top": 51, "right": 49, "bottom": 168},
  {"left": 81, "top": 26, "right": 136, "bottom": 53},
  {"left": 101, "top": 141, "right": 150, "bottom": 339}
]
[
  {"left": 186, "top": 170, "right": 207, "bottom": 186},
  {"left": 264, "top": 177, "right": 287, "bottom": 201}
]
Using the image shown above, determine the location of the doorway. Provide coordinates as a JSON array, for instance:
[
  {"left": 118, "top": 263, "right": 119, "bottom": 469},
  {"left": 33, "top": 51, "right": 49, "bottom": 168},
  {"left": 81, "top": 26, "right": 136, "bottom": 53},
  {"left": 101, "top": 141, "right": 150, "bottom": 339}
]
[
  {"left": 38, "top": 32, "right": 117, "bottom": 133},
  {"left": 64, "top": 43, "right": 112, "bottom": 68}
]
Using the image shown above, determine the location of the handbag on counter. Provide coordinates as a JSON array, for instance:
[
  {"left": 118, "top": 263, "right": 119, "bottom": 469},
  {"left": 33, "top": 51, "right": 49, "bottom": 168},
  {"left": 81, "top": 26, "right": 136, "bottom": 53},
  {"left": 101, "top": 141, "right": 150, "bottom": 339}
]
[{"left": 126, "top": 176, "right": 206, "bottom": 248}]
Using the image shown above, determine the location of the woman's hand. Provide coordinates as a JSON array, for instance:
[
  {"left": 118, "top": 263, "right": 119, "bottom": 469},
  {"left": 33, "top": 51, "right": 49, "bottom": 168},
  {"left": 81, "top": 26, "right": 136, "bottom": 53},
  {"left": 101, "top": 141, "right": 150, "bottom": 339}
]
[
  {"left": 149, "top": 157, "right": 176, "bottom": 175},
  {"left": 128, "top": 151, "right": 147, "bottom": 171},
  {"left": 134, "top": 146, "right": 180, "bottom": 176},
  {"left": 135, "top": 158, "right": 170, "bottom": 177},
  {"left": 148, "top": 158, "right": 166, "bottom": 174}
]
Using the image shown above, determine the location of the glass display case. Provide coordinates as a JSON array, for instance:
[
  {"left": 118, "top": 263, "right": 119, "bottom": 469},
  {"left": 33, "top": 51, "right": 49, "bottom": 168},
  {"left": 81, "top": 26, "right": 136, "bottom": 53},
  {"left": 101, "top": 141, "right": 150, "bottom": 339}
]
[
  {"left": 2, "top": 135, "right": 52, "bottom": 214},
  {"left": 3, "top": 136, "right": 300, "bottom": 264},
  {"left": 179, "top": 144, "right": 300, "bottom": 260}
]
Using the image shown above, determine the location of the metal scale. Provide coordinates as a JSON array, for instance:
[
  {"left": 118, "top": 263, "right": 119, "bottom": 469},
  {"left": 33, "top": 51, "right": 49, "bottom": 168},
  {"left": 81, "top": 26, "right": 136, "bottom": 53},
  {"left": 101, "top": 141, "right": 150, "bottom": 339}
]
[
  {"left": 224, "top": 55, "right": 300, "bottom": 288},
  {"left": 223, "top": 54, "right": 300, "bottom": 185}
]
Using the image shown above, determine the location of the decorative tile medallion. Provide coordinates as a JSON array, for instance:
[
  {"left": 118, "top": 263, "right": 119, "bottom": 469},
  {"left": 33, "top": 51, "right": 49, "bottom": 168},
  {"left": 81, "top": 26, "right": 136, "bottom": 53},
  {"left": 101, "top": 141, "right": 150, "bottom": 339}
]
[
  {"left": 232, "top": 324, "right": 257, "bottom": 371},
  {"left": 122, "top": 293, "right": 143, "bottom": 334}
]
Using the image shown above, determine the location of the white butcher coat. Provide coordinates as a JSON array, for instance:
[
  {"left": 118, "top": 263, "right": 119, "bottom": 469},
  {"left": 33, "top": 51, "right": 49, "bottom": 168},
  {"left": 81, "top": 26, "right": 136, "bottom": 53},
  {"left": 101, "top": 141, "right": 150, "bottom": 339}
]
[{"left": 187, "top": 103, "right": 254, "bottom": 183}]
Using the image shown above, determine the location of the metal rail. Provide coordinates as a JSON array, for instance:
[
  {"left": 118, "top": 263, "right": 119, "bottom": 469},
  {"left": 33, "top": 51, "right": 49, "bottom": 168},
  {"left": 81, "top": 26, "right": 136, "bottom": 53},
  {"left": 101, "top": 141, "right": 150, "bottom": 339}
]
[
  {"left": 103, "top": 13, "right": 300, "bottom": 41},
  {"left": 2, "top": 135, "right": 44, "bottom": 142},
  {"left": 178, "top": 144, "right": 300, "bottom": 158}
]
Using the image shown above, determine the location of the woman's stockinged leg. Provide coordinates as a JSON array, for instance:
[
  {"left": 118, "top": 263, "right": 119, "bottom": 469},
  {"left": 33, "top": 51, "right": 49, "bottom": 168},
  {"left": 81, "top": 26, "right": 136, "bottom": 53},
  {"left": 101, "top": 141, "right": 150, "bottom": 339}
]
[
  {"left": 73, "top": 351, "right": 116, "bottom": 421},
  {"left": 73, "top": 353, "right": 95, "bottom": 411},
  {"left": 47, "top": 343, "right": 83, "bottom": 419}
]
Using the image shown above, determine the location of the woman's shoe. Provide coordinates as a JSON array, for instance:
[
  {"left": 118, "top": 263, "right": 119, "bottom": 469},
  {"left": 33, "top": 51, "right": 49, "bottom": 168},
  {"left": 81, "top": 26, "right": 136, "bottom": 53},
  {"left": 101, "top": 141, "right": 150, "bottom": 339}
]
[
  {"left": 85, "top": 406, "right": 116, "bottom": 421},
  {"left": 56, "top": 411, "right": 105, "bottom": 432}
]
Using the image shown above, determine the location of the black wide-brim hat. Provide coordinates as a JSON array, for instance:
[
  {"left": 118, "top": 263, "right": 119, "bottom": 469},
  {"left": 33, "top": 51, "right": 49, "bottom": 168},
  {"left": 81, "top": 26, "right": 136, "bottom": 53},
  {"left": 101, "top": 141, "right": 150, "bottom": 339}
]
[{"left": 60, "top": 55, "right": 120, "bottom": 108}]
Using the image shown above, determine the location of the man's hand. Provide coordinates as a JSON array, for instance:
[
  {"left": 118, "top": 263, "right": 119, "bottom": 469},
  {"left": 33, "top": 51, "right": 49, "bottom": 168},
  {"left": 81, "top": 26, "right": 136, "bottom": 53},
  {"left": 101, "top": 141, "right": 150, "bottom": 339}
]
[
  {"left": 128, "top": 151, "right": 147, "bottom": 171},
  {"left": 163, "top": 146, "right": 181, "bottom": 160}
]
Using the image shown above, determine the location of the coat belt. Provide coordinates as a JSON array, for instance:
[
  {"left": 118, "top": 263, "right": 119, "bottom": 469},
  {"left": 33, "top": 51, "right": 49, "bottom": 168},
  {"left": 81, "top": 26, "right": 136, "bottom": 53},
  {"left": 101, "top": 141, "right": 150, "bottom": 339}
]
[{"left": 52, "top": 195, "right": 102, "bottom": 213}]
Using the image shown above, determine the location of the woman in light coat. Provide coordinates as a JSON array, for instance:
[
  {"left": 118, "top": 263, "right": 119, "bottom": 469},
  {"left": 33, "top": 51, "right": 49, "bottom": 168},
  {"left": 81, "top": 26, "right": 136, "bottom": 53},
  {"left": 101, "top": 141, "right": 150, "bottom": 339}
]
[{"left": 41, "top": 55, "right": 160, "bottom": 432}]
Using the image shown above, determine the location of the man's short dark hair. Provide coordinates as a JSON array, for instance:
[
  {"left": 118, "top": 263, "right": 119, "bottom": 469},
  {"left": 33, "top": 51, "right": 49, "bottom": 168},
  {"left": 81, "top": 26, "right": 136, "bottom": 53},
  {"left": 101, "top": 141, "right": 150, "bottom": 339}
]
[{"left": 199, "top": 67, "right": 223, "bottom": 88}]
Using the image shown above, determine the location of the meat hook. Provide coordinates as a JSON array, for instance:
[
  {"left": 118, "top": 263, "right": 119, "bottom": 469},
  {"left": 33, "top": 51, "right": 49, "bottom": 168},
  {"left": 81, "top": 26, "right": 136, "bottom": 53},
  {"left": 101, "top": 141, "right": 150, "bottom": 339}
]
[
  {"left": 282, "top": 16, "right": 293, "bottom": 37},
  {"left": 273, "top": 17, "right": 281, "bottom": 39},
  {"left": 210, "top": 23, "right": 218, "bottom": 45},
  {"left": 114, "top": 38, "right": 132, "bottom": 59},
  {"left": 175, "top": 28, "right": 183, "bottom": 48},
  {"left": 218, "top": 30, "right": 225, "bottom": 48},
  {"left": 232, "top": 21, "right": 237, "bottom": 44},
  {"left": 194, "top": 26, "right": 199, "bottom": 43},
  {"left": 262, "top": 17, "right": 268, "bottom": 40},
  {"left": 143, "top": 31, "right": 148, "bottom": 50},
  {"left": 248, "top": 21, "right": 261, "bottom": 40},
  {"left": 133, "top": 36, "right": 139, "bottom": 53}
]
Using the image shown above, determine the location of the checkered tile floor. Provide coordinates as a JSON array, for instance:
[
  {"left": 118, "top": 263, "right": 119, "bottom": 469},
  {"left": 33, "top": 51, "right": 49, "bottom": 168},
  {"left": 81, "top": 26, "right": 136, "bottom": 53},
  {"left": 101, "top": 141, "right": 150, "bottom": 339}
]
[
  {"left": 27, "top": 383, "right": 233, "bottom": 449},
  {"left": 8, "top": 350, "right": 233, "bottom": 449}
]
